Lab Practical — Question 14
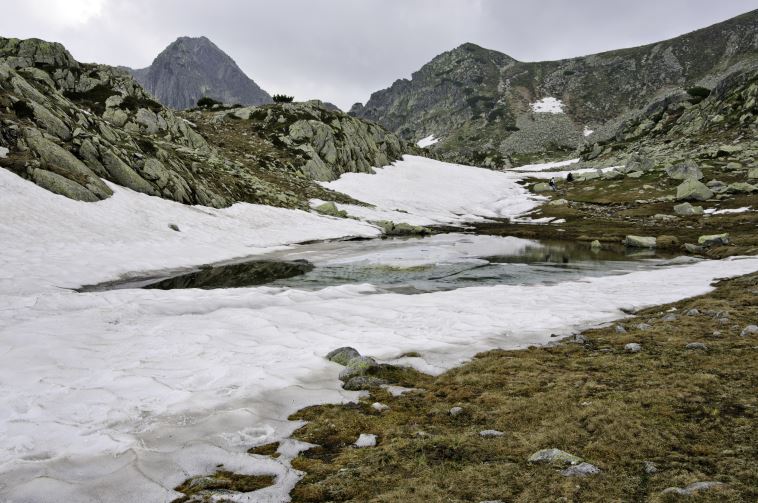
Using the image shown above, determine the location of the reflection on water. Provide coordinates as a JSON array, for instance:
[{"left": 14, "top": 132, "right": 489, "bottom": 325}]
[{"left": 82, "top": 235, "right": 682, "bottom": 294}]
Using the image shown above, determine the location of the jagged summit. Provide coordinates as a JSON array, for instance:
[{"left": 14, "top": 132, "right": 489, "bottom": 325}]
[{"left": 128, "top": 36, "right": 272, "bottom": 109}]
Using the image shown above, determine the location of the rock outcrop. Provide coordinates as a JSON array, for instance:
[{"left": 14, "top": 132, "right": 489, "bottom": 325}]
[{"left": 127, "top": 36, "right": 271, "bottom": 109}]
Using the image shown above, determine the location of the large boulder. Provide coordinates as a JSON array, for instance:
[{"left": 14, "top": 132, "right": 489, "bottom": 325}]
[
  {"left": 665, "top": 160, "right": 703, "bottom": 180},
  {"left": 676, "top": 178, "right": 714, "bottom": 201}
]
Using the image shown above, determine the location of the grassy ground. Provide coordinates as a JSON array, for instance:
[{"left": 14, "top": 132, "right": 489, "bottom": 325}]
[{"left": 285, "top": 273, "right": 758, "bottom": 502}]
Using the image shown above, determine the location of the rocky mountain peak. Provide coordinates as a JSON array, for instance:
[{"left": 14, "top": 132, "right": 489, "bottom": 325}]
[{"left": 128, "top": 36, "right": 272, "bottom": 109}]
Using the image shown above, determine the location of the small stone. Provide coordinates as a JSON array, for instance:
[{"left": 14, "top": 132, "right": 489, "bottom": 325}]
[
  {"left": 549, "top": 198, "right": 568, "bottom": 206},
  {"left": 661, "top": 313, "right": 677, "bottom": 322},
  {"left": 685, "top": 342, "right": 707, "bottom": 350},
  {"left": 676, "top": 178, "right": 714, "bottom": 201},
  {"left": 625, "top": 343, "right": 642, "bottom": 353},
  {"left": 673, "top": 202, "right": 704, "bottom": 216},
  {"left": 740, "top": 325, "right": 758, "bottom": 337},
  {"left": 636, "top": 323, "right": 652, "bottom": 331},
  {"left": 643, "top": 461, "right": 658, "bottom": 474},
  {"left": 354, "top": 433, "right": 377, "bottom": 448},
  {"left": 662, "top": 481, "right": 725, "bottom": 495},
  {"left": 479, "top": 430, "right": 505, "bottom": 437},
  {"left": 710, "top": 330, "right": 722, "bottom": 337},
  {"left": 615, "top": 324, "right": 627, "bottom": 334},
  {"left": 326, "top": 347, "right": 361, "bottom": 366},
  {"left": 528, "top": 448, "right": 583, "bottom": 465},
  {"left": 371, "top": 402, "right": 389, "bottom": 412},
  {"left": 449, "top": 406, "right": 463, "bottom": 417},
  {"left": 590, "top": 239, "right": 602, "bottom": 250},
  {"left": 560, "top": 462, "right": 601, "bottom": 477},
  {"left": 686, "top": 309, "right": 700, "bottom": 316},
  {"left": 168, "top": 223, "right": 180, "bottom": 232},
  {"left": 338, "top": 356, "right": 379, "bottom": 381}
]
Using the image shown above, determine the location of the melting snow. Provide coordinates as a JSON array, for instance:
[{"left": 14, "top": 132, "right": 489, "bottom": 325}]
[
  {"left": 704, "top": 206, "right": 751, "bottom": 215},
  {"left": 417, "top": 135, "right": 439, "bottom": 148},
  {"left": 3, "top": 159, "right": 758, "bottom": 501},
  {"left": 530, "top": 97, "right": 564, "bottom": 114}
]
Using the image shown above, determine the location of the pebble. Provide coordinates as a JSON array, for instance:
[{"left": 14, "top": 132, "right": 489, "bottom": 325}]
[
  {"left": 371, "top": 402, "right": 389, "bottom": 412},
  {"left": 449, "top": 406, "right": 463, "bottom": 417},
  {"left": 740, "top": 324, "right": 758, "bottom": 337},
  {"left": 560, "top": 462, "right": 601, "bottom": 477},
  {"left": 615, "top": 324, "right": 627, "bottom": 334},
  {"left": 685, "top": 342, "right": 707, "bottom": 350},
  {"left": 711, "top": 330, "right": 722, "bottom": 337},
  {"left": 686, "top": 308, "right": 700, "bottom": 316},
  {"left": 354, "top": 433, "right": 377, "bottom": 448},
  {"left": 624, "top": 343, "right": 642, "bottom": 353},
  {"left": 479, "top": 430, "right": 505, "bottom": 437},
  {"left": 636, "top": 323, "right": 652, "bottom": 331},
  {"left": 661, "top": 313, "right": 678, "bottom": 322},
  {"left": 643, "top": 461, "right": 658, "bottom": 474}
]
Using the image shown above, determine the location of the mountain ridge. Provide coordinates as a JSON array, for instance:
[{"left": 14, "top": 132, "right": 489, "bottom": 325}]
[{"left": 350, "top": 9, "right": 758, "bottom": 167}]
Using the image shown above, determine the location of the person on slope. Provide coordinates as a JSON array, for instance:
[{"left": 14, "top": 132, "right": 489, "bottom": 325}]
[{"left": 549, "top": 177, "right": 557, "bottom": 191}]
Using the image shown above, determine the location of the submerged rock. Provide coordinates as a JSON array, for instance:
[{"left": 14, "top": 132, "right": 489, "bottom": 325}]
[{"left": 624, "top": 235, "right": 656, "bottom": 248}]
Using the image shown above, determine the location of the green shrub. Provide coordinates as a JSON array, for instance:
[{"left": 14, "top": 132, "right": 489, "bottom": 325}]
[
  {"left": 197, "top": 96, "right": 222, "bottom": 108},
  {"left": 272, "top": 94, "right": 294, "bottom": 103}
]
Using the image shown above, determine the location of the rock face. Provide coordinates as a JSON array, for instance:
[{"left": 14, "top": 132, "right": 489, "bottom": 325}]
[
  {"left": 351, "top": 11, "right": 758, "bottom": 167},
  {"left": 128, "top": 36, "right": 271, "bottom": 109}
]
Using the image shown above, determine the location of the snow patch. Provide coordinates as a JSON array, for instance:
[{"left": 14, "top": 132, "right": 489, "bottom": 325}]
[
  {"left": 319, "top": 155, "right": 542, "bottom": 226},
  {"left": 704, "top": 206, "right": 751, "bottom": 215},
  {"left": 513, "top": 158, "right": 580, "bottom": 172},
  {"left": 0, "top": 147, "right": 8, "bottom": 158},
  {"left": 530, "top": 97, "right": 564, "bottom": 114},
  {"left": 583, "top": 126, "right": 594, "bottom": 137},
  {"left": 417, "top": 135, "right": 439, "bottom": 148}
]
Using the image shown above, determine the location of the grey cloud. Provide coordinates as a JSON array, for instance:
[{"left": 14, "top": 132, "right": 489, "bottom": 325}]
[{"left": 1, "top": 0, "right": 755, "bottom": 109}]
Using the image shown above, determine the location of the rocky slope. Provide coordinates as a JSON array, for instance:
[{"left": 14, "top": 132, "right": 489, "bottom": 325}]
[
  {"left": 128, "top": 36, "right": 271, "bottom": 109},
  {"left": 0, "top": 37, "right": 412, "bottom": 208},
  {"left": 350, "top": 10, "right": 758, "bottom": 168}
]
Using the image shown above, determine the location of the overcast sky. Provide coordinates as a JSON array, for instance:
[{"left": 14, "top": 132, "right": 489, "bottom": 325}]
[{"left": 1, "top": 0, "right": 756, "bottom": 109}]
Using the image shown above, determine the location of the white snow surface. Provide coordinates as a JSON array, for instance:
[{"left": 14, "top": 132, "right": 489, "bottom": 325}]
[
  {"left": 416, "top": 135, "right": 439, "bottom": 148},
  {"left": 0, "top": 146, "right": 8, "bottom": 158},
  {"left": 704, "top": 206, "right": 751, "bottom": 215},
  {"left": 512, "top": 158, "right": 580, "bottom": 172},
  {"left": 3, "top": 159, "right": 758, "bottom": 502},
  {"left": 319, "top": 155, "right": 542, "bottom": 226},
  {"left": 530, "top": 97, "right": 565, "bottom": 114}
]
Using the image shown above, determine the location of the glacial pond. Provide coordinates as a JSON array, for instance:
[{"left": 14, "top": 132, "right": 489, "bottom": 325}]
[{"left": 79, "top": 233, "right": 683, "bottom": 294}]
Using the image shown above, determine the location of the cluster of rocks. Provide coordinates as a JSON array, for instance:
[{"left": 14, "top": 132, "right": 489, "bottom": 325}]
[{"left": 326, "top": 346, "right": 386, "bottom": 391}]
